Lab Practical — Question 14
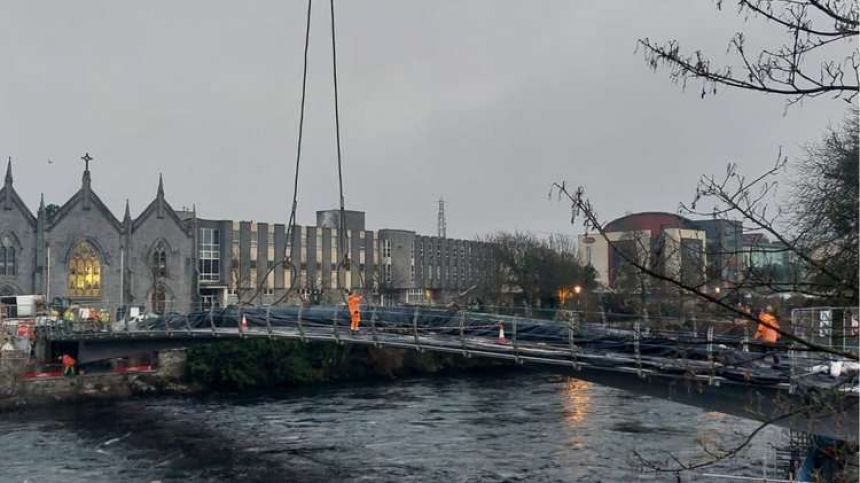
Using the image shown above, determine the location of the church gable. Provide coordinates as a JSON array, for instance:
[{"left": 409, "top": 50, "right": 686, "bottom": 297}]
[
  {"left": 48, "top": 163, "right": 122, "bottom": 233},
  {"left": 131, "top": 174, "right": 192, "bottom": 236},
  {"left": 0, "top": 160, "right": 36, "bottom": 228}
]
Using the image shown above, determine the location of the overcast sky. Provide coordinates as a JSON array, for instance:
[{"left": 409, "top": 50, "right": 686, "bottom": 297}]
[{"left": 0, "top": 1, "right": 850, "bottom": 239}]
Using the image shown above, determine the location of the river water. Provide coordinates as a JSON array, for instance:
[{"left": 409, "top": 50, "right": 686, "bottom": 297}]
[{"left": 0, "top": 372, "right": 787, "bottom": 482}]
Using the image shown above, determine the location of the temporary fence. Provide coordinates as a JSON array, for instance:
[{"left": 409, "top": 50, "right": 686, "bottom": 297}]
[{"left": 790, "top": 307, "right": 859, "bottom": 356}]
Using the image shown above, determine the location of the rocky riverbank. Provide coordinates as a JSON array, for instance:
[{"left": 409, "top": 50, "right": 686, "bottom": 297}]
[{"left": 0, "top": 341, "right": 513, "bottom": 410}]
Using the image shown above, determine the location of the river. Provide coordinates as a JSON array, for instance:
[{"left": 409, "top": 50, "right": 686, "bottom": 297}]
[{"left": 0, "top": 372, "right": 787, "bottom": 482}]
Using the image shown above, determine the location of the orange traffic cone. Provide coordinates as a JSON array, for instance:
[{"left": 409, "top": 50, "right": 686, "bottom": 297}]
[
  {"left": 241, "top": 315, "right": 249, "bottom": 333},
  {"left": 497, "top": 321, "right": 508, "bottom": 344}
]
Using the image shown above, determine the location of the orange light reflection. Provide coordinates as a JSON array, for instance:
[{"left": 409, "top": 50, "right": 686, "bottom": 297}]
[{"left": 563, "top": 378, "right": 592, "bottom": 427}]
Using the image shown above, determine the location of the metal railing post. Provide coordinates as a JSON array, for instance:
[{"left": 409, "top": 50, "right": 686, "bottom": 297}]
[
  {"left": 691, "top": 313, "right": 698, "bottom": 339},
  {"left": 297, "top": 305, "right": 306, "bottom": 342},
  {"left": 265, "top": 306, "right": 273, "bottom": 339},
  {"left": 209, "top": 305, "right": 217, "bottom": 336},
  {"left": 412, "top": 307, "right": 421, "bottom": 352},
  {"left": 569, "top": 314, "right": 579, "bottom": 370},
  {"left": 634, "top": 319, "right": 643, "bottom": 378},
  {"left": 459, "top": 311, "right": 468, "bottom": 357},
  {"left": 370, "top": 305, "right": 379, "bottom": 347},
  {"left": 707, "top": 325, "right": 715, "bottom": 386},
  {"left": 333, "top": 305, "right": 341, "bottom": 344},
  {"left": 185, "top": 313, "right": 192, "bottom": 335},
  {"left": 512, "top": 317, "right": 520, "bottom": 364},
  {"left": 238, "top": 309, "right": 245, "bottom": 338}
]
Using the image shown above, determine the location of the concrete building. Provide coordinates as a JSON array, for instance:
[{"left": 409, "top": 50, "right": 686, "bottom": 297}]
[
  {"left": 740, "top": 233, "right": 796, "bottom": 283},
  {"left": 578, "top": 212, "right": 708, "bottom": 289},
  {"left": 192, "top": 219, "right": 497, "bottom": 308},
  {"left": 693, "top": 219, "right": 743, "bottom": 285}
]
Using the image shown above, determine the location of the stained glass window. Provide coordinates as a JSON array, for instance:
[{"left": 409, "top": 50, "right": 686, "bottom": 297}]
[{"left": 68, "top": 241, "right": 101, "bottom": 298}]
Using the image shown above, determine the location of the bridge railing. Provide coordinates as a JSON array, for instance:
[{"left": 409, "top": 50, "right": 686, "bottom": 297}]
[{"left": 42, "top": 302, "right": 854, "bottom": 372}]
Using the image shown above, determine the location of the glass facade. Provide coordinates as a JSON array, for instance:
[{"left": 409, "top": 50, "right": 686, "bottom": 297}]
[{"left": 198, "top": 228, "right": 220, "bottom": 282}]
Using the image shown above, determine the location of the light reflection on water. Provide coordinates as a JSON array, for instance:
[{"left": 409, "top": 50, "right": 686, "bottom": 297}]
[{"left": 562, "top": 378, "right": 592, "bottom": 426}]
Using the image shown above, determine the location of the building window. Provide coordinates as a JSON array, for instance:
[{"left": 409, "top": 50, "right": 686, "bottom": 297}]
[
  {"left": 384, "top": 263, "right": 392, "bottom": 283},
  {"left": 151, "top": 284, "right": 168, "bottom": 314},
  {"left": 382, "top": 239, "right": 391, "bottom": 258},
  {"left": 152, "top": 243, "right": 168, "bottom": 278},
  {"left": 0, "top": 236, "right": 15, "bottom": 276},
  {"left": 199, "top": 228, "right": 221, "bottom": 282},
  {"left": 68, "top": 241, "right": 101, "bottom": 298}
]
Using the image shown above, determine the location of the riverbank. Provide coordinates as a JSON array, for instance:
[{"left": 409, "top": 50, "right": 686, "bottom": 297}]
[
  {"left": 0, "top": 341, "right": 515, "bottom": 411},
  {"left": 0, "top": 349, "right": 196, "bottom": 411}
]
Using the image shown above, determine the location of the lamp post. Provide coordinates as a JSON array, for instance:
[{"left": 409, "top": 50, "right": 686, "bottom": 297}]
[{"left": 573, "top": 284, "right": 582, "bottom": 315}]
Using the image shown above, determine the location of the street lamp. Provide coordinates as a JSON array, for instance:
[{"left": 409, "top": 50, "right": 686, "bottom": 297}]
[{"left": 573, "top": 285, "right": 583, "bottom": 314}]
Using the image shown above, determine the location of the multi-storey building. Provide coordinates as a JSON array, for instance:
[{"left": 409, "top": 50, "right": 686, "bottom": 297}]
[
  {"left": 0, "top": 160, "right": 497, "bottom": 313},
  {"left": 578, "top": 212, "right": 708, "bottom": 290},
  {"left": 191, "top": 211, "right": 497, "bottom": 308}
]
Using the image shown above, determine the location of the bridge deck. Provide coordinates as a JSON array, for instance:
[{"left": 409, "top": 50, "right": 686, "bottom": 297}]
[{"left": 44, "top": 306, "right": 859, "bottom": 441}]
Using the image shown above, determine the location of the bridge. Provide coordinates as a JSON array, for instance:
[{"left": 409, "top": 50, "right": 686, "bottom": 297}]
[{"left": 44, "top": 305, "right": 858, "bottom": 441}]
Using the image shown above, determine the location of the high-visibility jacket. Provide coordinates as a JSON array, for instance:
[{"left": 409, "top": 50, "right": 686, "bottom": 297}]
[
  {"left": 754, "top": 313, "right": 780, "bottom": 344},
  {"left": 348, "top": 295, "right": 362, "bottom": 314},
  {"left": 62, "top": 354, "right": 76, "bottom": 367}
]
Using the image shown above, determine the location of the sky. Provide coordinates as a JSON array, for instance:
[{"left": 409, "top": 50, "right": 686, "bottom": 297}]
[{"left": 0, "top": 1, "right": 851, "bottom": 239}]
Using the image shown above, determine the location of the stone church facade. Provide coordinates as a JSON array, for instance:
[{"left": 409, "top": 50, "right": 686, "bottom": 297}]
[{"left": 0, "top": 160, "right": 196, "bottom": 314}]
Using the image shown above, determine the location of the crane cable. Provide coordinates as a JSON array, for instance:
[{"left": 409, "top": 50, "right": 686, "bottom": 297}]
[
  {"left": 274, "top": 0, "right": 313, "bottom": 307},
  {"left": 278, "top": 0, "right": 360, "bottom": 307},
  {"left": 328, "top": 0, "right": 364, "bottom": 293},
  {"left": 330, "top": 0, "right": 348, "bottom": 273}
]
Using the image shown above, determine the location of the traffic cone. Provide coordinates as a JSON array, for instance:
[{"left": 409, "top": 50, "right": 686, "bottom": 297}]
[
  {"left": 497, "top": 321, "right": 508, "bottom": 344},
  {"left": 241, "top": 315, "right": 248, "bottom": 333}
]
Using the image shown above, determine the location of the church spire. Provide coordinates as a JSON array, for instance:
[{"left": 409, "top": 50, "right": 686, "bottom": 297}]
[
  {"left": 81, "top": 153, "right": 92, "bottom": 187},
  {"left": 81, "top": 153, "right": 93, "bottom": 210},
  {"left": 123, "top": 198, "right": 131, "bottom": 222},
  {"left": 3, "top": 157, "right": 12, "bottom": 210},
  {"left": 156, "top": 173, "right": 165, "bottom": 218}
]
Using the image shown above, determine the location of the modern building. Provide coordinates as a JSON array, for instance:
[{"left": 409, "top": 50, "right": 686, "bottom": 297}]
[
  {"left": 692, "top": 219, "right": 743, "bottom": 285},
  {"left": 189, "top": 215, "right": 497, "bottom": 308},
  {"left": 578, "top": 212, "right": 708, "bottom": 290},
  {"left": 740, "top": 233, "right": 796, "bottom": 283},
  {"left": 0, "top": 161, "right": 496, "bottom": 313}
]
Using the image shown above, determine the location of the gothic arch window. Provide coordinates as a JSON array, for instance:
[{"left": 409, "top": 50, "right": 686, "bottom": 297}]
[
  {"left": 68, "top": 241, "right": 101, "bottom": 298},
  {"left": 152, "top": 242, "right": 168, "bottom": 278},
  {"left": 150, "top": 283, "right": 172, "bottom": 314},
  {"left": 0, "top": 235, "right": 16, "bottom": 276}
]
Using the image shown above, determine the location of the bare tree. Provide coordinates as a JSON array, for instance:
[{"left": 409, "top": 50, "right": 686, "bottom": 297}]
[
  {"left": 639, "top": 0, "right": 859, "bottom": 105},
  {"left": 486, "top": 231, "right": 595, "bottom": 307}
]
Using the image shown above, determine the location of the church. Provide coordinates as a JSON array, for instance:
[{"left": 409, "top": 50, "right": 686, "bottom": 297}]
[{"left": 0, "top": 156, "right": 196, "bottom": 314}]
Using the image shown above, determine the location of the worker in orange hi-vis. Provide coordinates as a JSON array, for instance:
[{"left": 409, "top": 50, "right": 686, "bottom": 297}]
[
  {"left": 348, "top": 291, "right": 363, "bottom": 333},
  {"left": 754, "top": 305, "right": 781, "bottom": 365},
  {"left": 60, "top": 354, "right": 77, "bottom": 377},
  {"left": 754, "top": 305, "right": 780, "bottom": 344}
]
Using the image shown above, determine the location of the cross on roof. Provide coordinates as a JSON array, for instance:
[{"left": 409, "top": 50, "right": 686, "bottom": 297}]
[{"left": 81, "top": 152, "right": 93, "bottom": 171}]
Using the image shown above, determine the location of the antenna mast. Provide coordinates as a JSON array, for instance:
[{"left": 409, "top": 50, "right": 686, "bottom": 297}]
[{"left": 437, "top": 198, "right": 447, "bottom": 239}]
